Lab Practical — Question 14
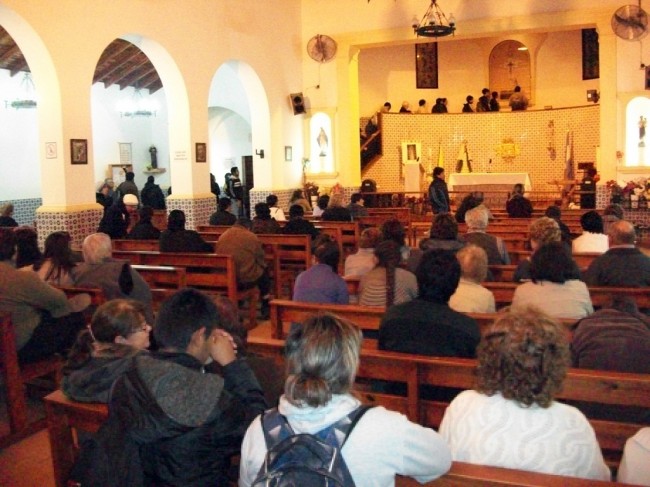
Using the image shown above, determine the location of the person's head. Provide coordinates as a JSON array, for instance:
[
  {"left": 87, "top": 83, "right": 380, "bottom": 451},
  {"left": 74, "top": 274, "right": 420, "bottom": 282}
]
[
  {"left": 266, "top": 194, "right": 279, "bottom": 207},
  {"left": 604, "top": 204, "right": 624, "bottom": 220},
  {"left": 254, "top": 202, "right": 271, "bottom": 220},
  {"left": 316, "top": 194, "right": 330, "bottom": 210},
  {"left": 99, "top": 183, "right": 111, "bottom": 196},
  {"left": 528, "top": 217, "right": 561, "bottom": 250},
  {"left": 580, "top": 210, "right": 604, "bottom": 233},
  {"left": 122, "top": 193, "right": 139, "bottom": 211},
  {"left": 154, "top": 288, "right": 221, "bottom": 362},
  {"left": 416, "top": 249, "right": 461, "bottom": 304},
  {"left": 40, "top": 231, "right": 75, "bottom": 275},
  {"left": 429, "top": 213, "right": 458, "bottom": 240},
  {"left": 312, "top": 234, "right": 340, "bottom": 272},
  {"left": 82, "top": 233, "right": 112, "bottom": 264},
  {"left": 418, "top": 99, "right": 426, "bottom": 107},
  {"left": 586, "top": 167, "right": 598, "bottom": 178},
  {"left": 358, "top": 227, "right": 381, "bottom": 249},
  {"left": 482, "top": 88, "right": 489, "bottom": 95},
  {"left": 328, "top": 192, "right": 344, "bottom": 208},
  {"left": 433, "top": 167, "right": 445, "bottom": 180},
  {"left": 401, "top": 100, "right": 410, "bottom": 110},
  {"left": 91, "top": 299, "right": 151, "bottom": 349},
  {"left": 291, "top": 189, "right": 304, "bottom": 201},
  {"left": 442, "top": 98, "right": 448, "bottom": 105},
  {"left": 218, "top": 197, "right": 232, "bottom": 212},
  {"left": 138, "top": 205, "right": 154, "bottom": 222},
  {"left": 230, "top": 166, "right": 239, "bottom": 177},
  {"left": 383, "top": 101, "right": 392, "bottom": 111},
  {"left": 167, "top": 209, "right": 186, "bottom": 231},
  {"left": 608, "top": 220, "right": 636, "bottom": 246},
  {"left": 514, "top": 85, "right": 522, "bottom": 93},
  {"left": 464, "top": 206, "right": 489, "bottom": 231},
  {"left": 530, "top": 242, "right": 575, "bottom": 284},
  {"left": 435, "top": 97, "right": 442, "bottom": 105},
  {"left": 1, "top": 203, "right": 14, "bottom": 217},
  {"left": 210, "top": 173, "right": 216, "bottom": 183},
  {"left": 0, "top": 227, "right": 16, "bottom": 261},
  {"left": 125, "top": 171, "right": 135, "bottom": 181},
  {"left": 381, "top": 218, "right": 406, "bottom": 247},
  {"left": 146, "top": 175, "right": 155, "bottom": 185},
  {"left": 456, "top": 244, "right": 488, "bottom": 283},
  {"left": 14, "top": 226, "right": 41, "bottom": 268},
  {"left": 350, "top": 193, "right": 364, "bottom": 205},
  {"left": 491, "top": 91, "right": 498, "bottom": 99},
  {"left": 477, "top": 307, "right": 570, "bottom": 408},
  {"left": 289, "top": 204, "right": 305, "bottom": 219},
  {"left": 374, "top": 240, "right": 401, "bottom": 307},
  {"left": 512, "top": 183, "right": 524, "bottom": 195},
  {"left": 544, "top": 205, "right": 562, "bottom": 220},
  {"left": 213, "top": 296, "right": 247, "bottom": 352},
  {"left": 104, "top": 178, "right": 115, "bottom": 189},
  {"left": 284, "top": 312, "right": 361, "bottom": 407},
  {"left": 466, "top": 95, "right": 474, "bottom": 104}
]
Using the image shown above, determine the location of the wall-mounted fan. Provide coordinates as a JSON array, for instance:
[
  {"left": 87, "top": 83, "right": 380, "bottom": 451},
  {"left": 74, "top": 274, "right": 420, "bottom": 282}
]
[
  {"left": 307, "top": 34, "right": 338, "bottom": 63},
  {"left": 612, "top": 4, "right": 649, "bottom": 40}
]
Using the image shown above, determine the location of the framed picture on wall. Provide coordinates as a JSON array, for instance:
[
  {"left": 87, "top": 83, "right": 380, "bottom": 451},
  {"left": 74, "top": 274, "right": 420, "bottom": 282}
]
[
  {"left": 196, "top": 143, "right": 206, "bottom": 163},
  {"left": 285, "top": 146, "right": 293, "bottom": 161},
  {"left": 582, "top": 28, "right": 599, "bottom": 80},
  {"left": 415, "top": 42, "right": 438, "bottom": 89},
  {"left": 70, "top": 139, "right": 88, "bottom": 165}
]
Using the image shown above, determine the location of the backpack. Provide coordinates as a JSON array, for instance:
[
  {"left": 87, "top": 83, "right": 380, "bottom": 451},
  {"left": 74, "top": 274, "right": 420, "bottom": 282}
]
[{"left": 252, "top": 406, "right": 373, "bottom": 487}]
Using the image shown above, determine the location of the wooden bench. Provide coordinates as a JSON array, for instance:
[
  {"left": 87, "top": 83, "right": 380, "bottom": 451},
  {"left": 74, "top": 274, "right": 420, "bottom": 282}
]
[
  {"left": 314, "top": 221, "right": 360, "bottom": 255},
  {"left": 112, "top": 238, "right": 161, "bottom": 252},
  {"left": 112, "top": 250, "right": 258, "bottom": 327},
  {"left": 488, "top": 264, "right": 517, "bottom": 282},
  {"left": 0, "top": 313, "right": 64, "bottom": 448}
]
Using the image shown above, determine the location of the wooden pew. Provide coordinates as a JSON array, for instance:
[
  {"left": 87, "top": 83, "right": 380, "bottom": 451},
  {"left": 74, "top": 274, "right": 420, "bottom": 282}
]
[
  {"left": 488, "top": 265, "right": 517, "bottom": 282},
  {"left": 112, "top": 250, "right": 258, "bottom": 327},
  {"left": 130, "top": 264, "right": 187, "bottom": 289},
  {"left": 112, "top": 239, "right": 160, "bottom": 252},
  {"left": 314, "top": 221, "right": 360, "bottom": 255},
  {"left": 0, "top": 313, "right": 64, "bottom": 448},
  {"left": 256, "top": 234, "right": 312, "bottom": 299},
  {"left": 572, "top": 252, "right": 602, "bottom": 268}
]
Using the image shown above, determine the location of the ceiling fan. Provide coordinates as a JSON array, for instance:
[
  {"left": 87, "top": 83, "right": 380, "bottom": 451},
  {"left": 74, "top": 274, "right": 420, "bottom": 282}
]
[
  {"left": 611, "top": 4, "right": 649, "bottom": 40},
  {"left": 307, "top": 34, "right": 338, "bottom": 63}
]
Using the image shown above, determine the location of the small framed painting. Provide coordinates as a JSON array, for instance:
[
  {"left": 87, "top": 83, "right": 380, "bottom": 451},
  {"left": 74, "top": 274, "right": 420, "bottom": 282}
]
[
  {"left": 285, "top": 146, "right": 293, "bottom": 161},
  {"left": 196, "top": 143, "right": 207, "bottom": 163},
  {"left": 70, "top": 139, "right": 88, "bottom": 165}
]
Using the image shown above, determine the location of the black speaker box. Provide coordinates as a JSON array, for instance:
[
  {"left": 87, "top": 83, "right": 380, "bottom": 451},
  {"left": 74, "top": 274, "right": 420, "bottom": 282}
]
[{"left": 290, "top": 92, "right": 305, "bottom": 115}]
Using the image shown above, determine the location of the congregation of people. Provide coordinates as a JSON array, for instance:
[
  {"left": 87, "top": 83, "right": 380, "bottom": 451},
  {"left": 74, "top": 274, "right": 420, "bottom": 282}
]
[{"left": 2, "top": 175, "right": 650, "bottom": 486}]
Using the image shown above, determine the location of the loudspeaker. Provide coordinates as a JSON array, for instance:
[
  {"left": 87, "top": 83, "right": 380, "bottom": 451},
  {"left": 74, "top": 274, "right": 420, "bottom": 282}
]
[{"left": 289, "top": 92, "right": 305, "bottom": 115}]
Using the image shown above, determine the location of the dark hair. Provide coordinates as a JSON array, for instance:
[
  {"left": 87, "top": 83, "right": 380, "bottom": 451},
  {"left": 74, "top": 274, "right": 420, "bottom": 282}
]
[
  {"left": 580, "top": 210, "right": 604, "bottom": 233},
  {"left": 317, "top": 195, "right": 330, "bottom": 210},
  {"left": 236, "top": 217, "right": 253, "bottom": 230},
  {"left": 289, "top": 204, "right": 305, "bottom": 219},
  {"left": 350, "top": 193, "right": 363, "bottom": 204},
  {"left": 418, "top": 99, "right": 426, "bottom": 107},
  {"left": 433, "top": 167, "right": 444, "bottom": 178},
  {"left": 416, "top": 249, "right": 460, "bottom": 303},
  {"left": 35, "top": 231, "right": 76, "bottom": 282},
  {"left": 138, "top": 205, "right": 154, "bottom": 222},
  {"left": 544, "top": 205, "right": 561, "bottom": 219},
  {"left": 254, "top": 202, "right": 271, "bottom": 220},
  {"left": 491, "top": 91, "right": 498, "bottom": 97},
  {"left": 374, "top": 240, "right": 401, "bottom": 307},
  {"left": 514, "top": 85, "right": 522, "bottom": 92},
  {"left": 313, "top": 235, "right": 340, "bottom": 273},
  {"left": 530, "top": 242, "right": 575, "bottom": 284},
  {"left": 430, "top": 213, "right": 458, "bottom": 240},
  {"left": 14, "top": 226, "right": 41, "bottom": 268},
  {"left": 167, "top": 209, "right": 186, "bottom": 231},
  {"left": 482, "top": 88, "right": 489, "bottom": 95},
  {"left": 65, "top": 299, "right": 147, "bottom": 371},
  {"left": 381, "top": 218, "right": 406, "bottom": 247},
  {"left": 125, "top": 171, "right": 135, "bottom": 181},
  {"left": 383, "top": 102, "right": 391, "bottom": 109},
  {"left": 290, "top": 189, "right": 304, "bottom": 202},
  {"left": 218, "top": 197, "right": 232, "bottom": 211},
  {"left": 146, "top": 175, "right": 155, "bottom": 184},
  {"left": 466, "top": 95, "right": 474, "bottom": 103},
  {"left": 266, "top": 194, "right": 279, "bottom": 207},
  {"left": 230, "top": 166, "right": 239, "bottom": 175},
  {"left": 513, "top": 183, "right": 524, "bottom": 195},
  {"left": 0, "top": 227, "right": 16, "bottom": 261},
  {"left": 213, "top": 296, "right": 247, "bottom": 352},
  {"left": 154, "top": 288, "right": 220, "bottom": 350}
]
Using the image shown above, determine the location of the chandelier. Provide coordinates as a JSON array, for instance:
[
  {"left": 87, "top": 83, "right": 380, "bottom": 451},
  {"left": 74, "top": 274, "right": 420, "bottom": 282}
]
[
  {"left": 412, "top": 1, "right": 456, "bottom": 38},
  {"left": 4, "top": 72, "right": 37, "bottom": 110},
  {"left": 117, "top": 86, "right": 158, "bottom": 118}
]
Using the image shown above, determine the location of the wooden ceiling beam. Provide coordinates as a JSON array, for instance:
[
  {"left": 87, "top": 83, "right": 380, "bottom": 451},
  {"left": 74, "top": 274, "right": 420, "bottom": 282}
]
[
  {"left": 93, "top": 42, "right": 135, "bottom": 83},
  {"left": 98, "top": 50, "right": 145, "bottom": 88}
]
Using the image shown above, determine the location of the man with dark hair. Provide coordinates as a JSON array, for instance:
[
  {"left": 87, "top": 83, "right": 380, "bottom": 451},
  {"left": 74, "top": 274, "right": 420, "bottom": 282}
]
[
  {"left": 585, "top": 220, "right": 650, "bottom": 287},
  {"left": 379, "top": 249, "right": 480, "bottom": 357},
  {"left": 127, "top": 206, "right": 161, "bottom": 240},
  {"left": 477, "top": 88, "right": 490, "bottom": 112},
  {"left": 160, "top": 209, "right": 213, "bottom": 253},
  {"left": 462, "top": 95, "right": 474, "bottom": 113},
  {"left": 428, "top": 167, "right": 450, "bottom": 214},
  {"left": 505, "top": 183, "right": 533, "bottom": 218},
  {"left": 209, "top": 197, "right": 237, "bottom": 226},
  {"left": 282, "top": 204, "right": 319, "bottom": 240},
  {"left": 116, "top": 170, "right": 140, "bottom": 202},
  {"left": 73, "top": 288, "right": 266, "bottom": 486},
  {"left": 432, "top": 98, "right": 446, "bottom": 113},
  {"left": 509, "top": 85, "right": 528, "bottom": 111},
  {"left": 572, "top": 210, "right": 608, "bottom": 254},
  {"left": 544, "top": 205, "right": 572, "bottom": 245},
  {"left": 0, "top": 228, "right": 87, "bottom": 363},
  {"left": 489, "top": 91, "right": 500, "bottom": 111},
  {"left": 140, "top": 175, "right": 166, "bottom": 210},
  {"left": 347, "top": 192, "right": 369, "bottom": 219}
]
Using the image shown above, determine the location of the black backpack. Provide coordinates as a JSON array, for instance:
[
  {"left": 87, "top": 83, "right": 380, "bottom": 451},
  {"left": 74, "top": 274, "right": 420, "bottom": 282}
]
[{"left": 252, "top": 406, "right": 373, "bottom": 487}]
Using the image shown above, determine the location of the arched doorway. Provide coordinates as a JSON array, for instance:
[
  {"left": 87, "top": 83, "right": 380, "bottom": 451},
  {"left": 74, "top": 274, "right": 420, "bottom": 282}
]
[{"left": 489, "top": 40, "right": 532, "bottom": 106}]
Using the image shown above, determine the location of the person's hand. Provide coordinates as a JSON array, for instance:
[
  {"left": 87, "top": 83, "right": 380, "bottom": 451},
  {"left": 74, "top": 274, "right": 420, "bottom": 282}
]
[{"left": 208, "top": 329, "right": 237, "bottom": 366}]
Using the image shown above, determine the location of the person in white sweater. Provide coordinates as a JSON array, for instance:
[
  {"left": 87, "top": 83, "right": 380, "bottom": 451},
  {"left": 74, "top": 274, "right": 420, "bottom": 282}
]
[
  {"left": 572, "top": 210, "right": 609, "bottom": 254},
  {"left": 239, "top": 313, "right": 452, "bottom": 487},
  {"left": 449, "top": 244, "right": 496, "bottom": 313},
  {"left": 618, "top": 427, "right": 650, "bottom": 485},
  {"left": 440, "top": 307, "right": 610, "bottom": 481}
]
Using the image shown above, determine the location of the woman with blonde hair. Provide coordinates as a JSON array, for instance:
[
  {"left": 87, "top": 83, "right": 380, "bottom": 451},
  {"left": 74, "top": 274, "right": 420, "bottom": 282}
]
[
  {"left": 440, "top": 307, "right": 610, "bottom": 480},
  {"left": 239, "top": 312, "right": 451, "bottom": 486}
]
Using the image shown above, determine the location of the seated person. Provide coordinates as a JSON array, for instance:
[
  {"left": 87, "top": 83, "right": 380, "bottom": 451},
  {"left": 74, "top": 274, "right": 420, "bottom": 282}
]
[
  {"left": 449, "top": 245, "right": 496, "bottom": 313},
  {"left": 160, "top": 209, "right": 213, "bottom": 253},
  {"left": 460, "top": 206, "right": 510, "bottom": 265},
  {"left": 409, "top": 214, "right": 465, "bottom": 273},
  {"left": 97, "top": 197, "right": 130, "bottom": 239},
  {"left": 512, "top": 242, "right": 592, "bottom": 320},
  {"left": 455, "top": 191, "right": 490, "bottom": 223},
  {"left": 321, "top": 193, "right": 352, "bottom": 222},
  {"left": 266, "top": 194, "right": 285, "bottom": 222},
  {"left": 293, "top": 235, "right": 348, "bottom": 304},
  {"left": 381, "top": 218, "right": 412, "bottom": 265},
  {"left": 289, "top": 189, "right": 312, "bottom": 214},
  {"left": 312, "top": 194, "right": 329, "bottom": 218},
  {"left": 344, "top": 227, "right": 381, "bottom": 278},
  {"left": 73, "top": 232, "right": 154, "bottom": 324},
  {"left": 439, "top": 307, "right": 610, "bottom": 480},
  {"left": 239, "top": 313, "right": 452, "bottom": 486},
  {"left": 505, "top": 183, "right": 533, "bottom": 218},
  {"left": 251, "top": 202, "right": 281, "bottom": 234},
  {"left": 20, "top": 230, "right": 78, "bottom": 287},
  {"left": 0, "top": 203, "right": 18, "bottom": 227},
  {"left": 209, "top": 197, "right": 237, "bottom": 226},
  {"left": 282, "top": 204, "right": 319, "bottom": 240},
  {"left": 346, "top": 192, "right": 369, "bottom": 220},
  {"left": 544, "top": 205, "right": 572, "bottom": 245},
  {"left": 359, "top": 240, "right": 418, "bottom": 307},
  {"left": 62, "top": 299, "right": 151, "bottom": 403},
  {"left": 127, "top": 206, "right": 161, "bottom": 240},
  {"left": 14, "top": 226, "right": 41, "bottom": 269},
  {"left": 71, "top": 288, "right": 267, "bottom": 486},
  {"left": 379, "top": 249, "right": 480, "bottom": 358},
  {"left": 572, "top": 210, "right": 608, "bottom": 254},
  {"left": 0, "top": 228, "right": 87, "bottom": 364},
  {"left": 602, "top": 203, "right": 623, "bottom": 235},
  {"left": 618, "top": 428, "right": 650, "bottom": 486}
]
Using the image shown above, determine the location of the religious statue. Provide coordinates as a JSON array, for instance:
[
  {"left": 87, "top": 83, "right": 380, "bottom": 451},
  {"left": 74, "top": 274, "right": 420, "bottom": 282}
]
[
  {"left": 639, "top": 116, "right": 647, "bottom": 147},
  {"left": 317, "top": 127, "right": 329, "bottom": 157},
  {"left": 149, "top": 145, "right": 158, "bottom": 169}
]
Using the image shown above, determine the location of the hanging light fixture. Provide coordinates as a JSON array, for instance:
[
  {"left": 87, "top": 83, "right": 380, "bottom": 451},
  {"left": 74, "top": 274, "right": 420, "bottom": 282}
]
[
  {"left": 117, "top": 85, "right": 158, "bottom": 118},
  {"left": 412, "top": 0, "right": 456, "bottom": 38},
  {"left": 4, "top": 72, "right": 37, "bottom": 109}
]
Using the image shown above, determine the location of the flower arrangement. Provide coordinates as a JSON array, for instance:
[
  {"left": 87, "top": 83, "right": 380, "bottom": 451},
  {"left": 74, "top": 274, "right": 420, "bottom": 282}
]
[{"left": 303, "top": 181, "right": 319, "bottom": 198}]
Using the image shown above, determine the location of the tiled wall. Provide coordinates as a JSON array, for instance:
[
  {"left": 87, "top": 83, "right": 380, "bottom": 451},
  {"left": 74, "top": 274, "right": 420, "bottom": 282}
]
[
  {"left": 250, "top": 186, "right": 360, "bottom": 214},
  {"left": 363, "top": 106, "right": 600, "bottom": 195},
  {"left": 36, "top": 207, "right": 104, "bottom": 250},
  {"left": 0, "top": 198, "right": 41, "bottom": 226},
  {"left": 167, "top": 196, "right": 215, "bottom": 230}
]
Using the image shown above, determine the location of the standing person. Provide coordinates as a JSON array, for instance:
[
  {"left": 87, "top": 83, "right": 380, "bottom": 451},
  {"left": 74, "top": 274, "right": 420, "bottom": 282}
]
[
  {"left": 428, "top": 167, "right": 450, "bottom": 215},
  {"left": 115, "top": 171, "right": 139, "bottom": 203},
  {"left": 506, "top": 183, "right": 533, "bottom": 217},
  {"left": 579, "top": 167, "right": 599, "bottom": 210},
  {"left": 416, "top": 98, "right": 428, "bottom": 113},
  {"left": 489, "top": 91, "right": 500, "bottom": 111},
  {"left": 381, "top": 101, "right": 392, "bottom": 113},
  {"left": 239, "top": 313, "right": 451, "bottom": 487},
  {"left": 160, "top": 210, "right": 213, "bottom": 253},
  {"left": 509, "top": 85, "right": 529, "bottom": 110},
  {"left": 432, "top": 98, "right": 446, "bottom": 113},
  {"left": 477, "top": 88, "right": 490, "bottom": 112},
  {"left": 462, "top": 95, "right": 474, "bottom": 113},
  {"left": 228, "top": 166, "right": 243, "bottom": 218},
  {"left": 139, "top": 176, "right": 166, "bottom": 210}
]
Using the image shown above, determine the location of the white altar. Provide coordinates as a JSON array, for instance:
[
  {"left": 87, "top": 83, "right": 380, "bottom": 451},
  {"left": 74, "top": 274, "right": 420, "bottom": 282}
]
[{"left": 448, "top": 172, "right": 532, "bottom": 192}]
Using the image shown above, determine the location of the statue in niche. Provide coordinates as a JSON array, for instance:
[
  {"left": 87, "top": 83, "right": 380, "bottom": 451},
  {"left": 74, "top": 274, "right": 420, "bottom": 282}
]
[
  {"left": 149, "top": 145, "right": 158, "bottom": 169},
  {"left": 639, "top": 116, "right": 647, "bottom": 147},
  {"left": 317, "top": 127, "right": 329, "bottom": 157}
]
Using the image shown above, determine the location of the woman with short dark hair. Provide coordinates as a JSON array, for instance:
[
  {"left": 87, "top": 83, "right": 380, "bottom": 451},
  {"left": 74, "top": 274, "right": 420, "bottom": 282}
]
[{"left": 440, "top": 307, "right": 610, "bottom": 480}]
